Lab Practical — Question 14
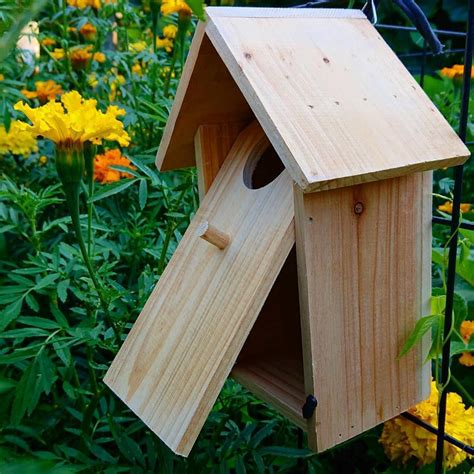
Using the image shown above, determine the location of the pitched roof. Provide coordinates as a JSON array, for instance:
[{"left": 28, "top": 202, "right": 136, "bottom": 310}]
[{"left": 156, "top": 7, "right": 469, "bottom": 192}]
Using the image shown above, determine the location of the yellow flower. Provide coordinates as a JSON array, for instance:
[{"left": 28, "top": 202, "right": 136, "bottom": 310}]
[
  {"left": 156, "top": 37, "right": 173, "bottom": 53},
  {"left": 131, "top": 62, "right": 143, "bottom": 75},
  {"left": 438, "top": 201, "right": 471, "bottom": 214},
  {"left": 108, "top": 73, "right": 126, "bottom": 102},
  {"left": 440, "top": 64, "right": 474, "bottom": 80},
  {"left": 0, "top": 74, "right": 4, "bottom": 81},
  {"left": 87, "top": 73, "right": 99, "bottom": 88},
  {"left": 39, "top": 155, "right": 48, "bottom": 165},
  {"left": 51, "top": 48, "right": 65, "bottom": 60},
  {"left": 380, "top": 381, "right": 474, "bottom": 469},
  {"left": 79, "top": 23, "right": 97, "bottom": 41},
  {"left": 163, "top": 24, "right": 178, "bottom": 39},
  {"left": 161, "top": 0, "right": 192, "bottom": 16},
  {"left": 94, "top": 149, "right": 136, "bottom": 183},
  {"left": 0, "top": 121, "right": 38, "bottom": 156},
  {"left": 67, "top": 0, "right": 101, "bottom": 9},
  {"left": 459, "top": 320, "right": 474, "bottom": 367},
  {"left": 93, "top": 51, "right": 106, "bottom": 63},
  {"left": 14, "top": 90, "right": 130, "bottom": 149},
  {"left": 54, "top": 46, "right": 106, "bottom": 70},
  {"left": 22, "top": 80, "right": 63, "bottom": 103},
  {"left": 41, "top": 37, "right": 56, "bottom": 47},
  {"left": 129, "top": 41, "right": 148, "bottom": 53}
]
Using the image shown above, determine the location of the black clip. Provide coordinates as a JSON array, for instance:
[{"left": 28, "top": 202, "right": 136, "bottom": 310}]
[{"left": 302, "top": 395, "right": 317, "bottom": 419}]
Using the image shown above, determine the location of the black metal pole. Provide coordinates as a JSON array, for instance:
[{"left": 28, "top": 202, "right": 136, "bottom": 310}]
[{"left": 434, "top": 1, "right": 473, "bottom": 472}]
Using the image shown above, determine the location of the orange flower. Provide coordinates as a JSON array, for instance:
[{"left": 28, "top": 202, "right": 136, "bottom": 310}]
[
  {"left": 459, "top": 320, "right": 474, "bottom": 367},
  {"left": 80, "top": 23, "right": 97, "bottom": 41},
  {"left": 41, "top": 37, "right": 56, "bottom": 47},
  {"left": 94, "top": 149, "right": 136, "bottom": 183},
  {"left": 22, "top": 80, "right": 63, "bottom": 103},
  {"left": 440, "top": 64, "right": 474, "bottom": 81},
  {"left": 438, "top": 201, "right": 471, "bottom": 214},
  {"left": 56, "top": 46, "right": 106, "bottom": 69}
]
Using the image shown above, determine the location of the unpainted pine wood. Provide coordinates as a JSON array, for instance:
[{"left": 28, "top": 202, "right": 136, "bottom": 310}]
[
  {"left": 157, "top": 25, "right": 252, "bottom": 172},
  {"left": 194, "top": 122, "right": 248, "bottom": 200},
  {"left": 232, "top": 356, "right": 306, "bottom": 430},
  {"left": 232, "top": 247, "right": 306, "bottom": 428},
  {"left": 205, "top": 8, "right": 469, "bottom": 192},
  {"left": 105, "top": 121, "right": 295, "bottom": 456},
  {"left": 196, "top": 220, "right": 231, "bottom": 249},
  {"left": 205, "top": 7, "right": 365, "bottom": 18},
  {"left": 294, "top": 172, "right": 432, "bottom": 452}
]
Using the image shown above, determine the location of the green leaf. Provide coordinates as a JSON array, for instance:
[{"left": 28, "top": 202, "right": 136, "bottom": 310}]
[
  {"left": 398, "top": 314, "right": 439, "bottom": 359},
  {"left": 57, "top": 279, "right": 69, "bottom": 303},
  {"left": 0, "top": 376, "right": 16, "bottom": 394},
  {"left": 11, "top": 359, "right": 42, "bottom": 424},
  {"left": 90, "top": 179, "right": 138, "bottom": 202},
  {"left": 139, "top": 179, "right": 148, "bottom": 210},
  {"left": 185, "top": 0, "right": 205, "bottom": 20},
  {"left": 259, "top": 446, "right": 313, "bottom": 458},
  {"left": 0, "top": 298, "right": 23, "bottom": 331}
]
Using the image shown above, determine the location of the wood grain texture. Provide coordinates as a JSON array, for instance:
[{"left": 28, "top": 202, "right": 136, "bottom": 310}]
[
  {"left": 232, "top": 356, "right": 306, "bottom": 430},
  {"left": 294, "top": 172, "right": 432, "bottom": 452},
  {"left": 194, "top": 122, "right": 248, "bottom": 200},
  {"left": 205, "top": 7, "right": 366, "bottom": 18},
  {"left": 203, "top": 9, "right": 469, "bottom": 191},
  {"left": 105, "top": 121, "right": 295, "bottom": 456},
  {"left": 232, "top": 247, "right": 305, "bottom": 429},
  {"left": 157, "top": 27, "right": 252, "bottom": 172}
]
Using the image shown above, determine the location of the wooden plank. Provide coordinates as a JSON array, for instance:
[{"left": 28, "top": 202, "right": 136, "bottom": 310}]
[
  {"left": 157, "top": 28, "right": 252, "bottom": 172},
  {"left": 205, "top": 10, "right": 469, "bottom": 191},
  {"left": 205, "top": 7, "right": 366, "bottom": 18},
  {"left": 194, "top": 122, "right": 247, "bottom": 201},
  {"left": 294, "top": 172, "right": 432, "bottom": 452},
  {"left": 232, "top": 356, "right": 306, "bottom": 430},
  {"left": 232, "top": 247, "right": 305, "bottom": 429},
  {"left": 105, "top": 121, "right": 295, "bottom": 456}
]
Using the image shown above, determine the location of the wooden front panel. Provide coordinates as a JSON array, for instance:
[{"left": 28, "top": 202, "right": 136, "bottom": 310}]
[
  {"left": 105, "top": 121, "right": 294, "bottom": 456},
  {"left": 294, "top": 172, "right": 432, "bottom": 452}
]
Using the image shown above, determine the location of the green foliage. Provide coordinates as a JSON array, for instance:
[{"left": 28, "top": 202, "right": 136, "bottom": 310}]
[{"left": 0, "top": 0, "right": 472, "bottom": 472}]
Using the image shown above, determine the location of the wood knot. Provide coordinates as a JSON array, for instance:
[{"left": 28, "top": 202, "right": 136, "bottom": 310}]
[
  {"left": 244, "top": 52, "right": 252, "bottom": 60},
  {"left": 354, "top": 202, "right": 364, "bottom": 215},
  {"left": 323, "top": 57, "right": 330, "bottom": 64}
]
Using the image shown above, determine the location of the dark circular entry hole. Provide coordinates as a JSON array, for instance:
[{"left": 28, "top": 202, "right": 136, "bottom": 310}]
[{"left": 243, "top": 144, "right": 285, "bottom": 190}]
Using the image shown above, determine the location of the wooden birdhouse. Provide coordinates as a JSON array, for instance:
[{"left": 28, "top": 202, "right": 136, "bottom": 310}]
[{"left": 105, "top": 7, "right": 470, "bottom": 457}]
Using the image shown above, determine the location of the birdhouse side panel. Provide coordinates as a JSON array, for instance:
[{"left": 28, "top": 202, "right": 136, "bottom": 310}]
[
  {"left": 105, "top": 122, "right": 295, "bottom": 456},
  {"left": 294, "top": 172, "right": 432, "bottom": 452}
]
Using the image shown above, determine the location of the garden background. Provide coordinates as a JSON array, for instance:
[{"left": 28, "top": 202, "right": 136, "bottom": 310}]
[{"left": 0, "top": 0, "right": 473, "bottom": 472}]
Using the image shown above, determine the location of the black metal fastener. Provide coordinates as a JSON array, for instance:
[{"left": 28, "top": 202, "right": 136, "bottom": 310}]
[{"left": 302, "top": 395, "right": 318, "bottom": 419}]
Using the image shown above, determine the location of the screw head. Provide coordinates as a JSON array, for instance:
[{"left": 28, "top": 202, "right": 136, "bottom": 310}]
[{"left": 354, "top": 202, "right": 364, "bottom": 215}]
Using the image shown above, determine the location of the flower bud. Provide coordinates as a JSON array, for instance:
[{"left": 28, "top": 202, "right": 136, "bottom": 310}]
[{"left": 55, "top": 144, "right": 84, "bottom": 186}]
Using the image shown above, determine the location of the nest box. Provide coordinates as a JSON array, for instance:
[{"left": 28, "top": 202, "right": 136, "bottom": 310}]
[{"left": 105, "top": 7, "right": 470, "bottom": 456}]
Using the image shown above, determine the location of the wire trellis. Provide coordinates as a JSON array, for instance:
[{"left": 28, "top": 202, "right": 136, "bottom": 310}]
[{"left": 376, "top": 4, "right": 474, "bottom": 472}]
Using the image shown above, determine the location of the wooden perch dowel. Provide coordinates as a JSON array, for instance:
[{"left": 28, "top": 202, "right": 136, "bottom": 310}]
[{"left": 196, "top": 221, "right": 230, "bottom": 249}]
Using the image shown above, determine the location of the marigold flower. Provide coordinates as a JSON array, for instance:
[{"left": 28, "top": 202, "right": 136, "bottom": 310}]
[
  {"left": 39, "top": 155, "right": 48, "bottom": 165},
  {"left": 163, "top": 24, "right": 178, "bottom": 39},
  {"left": 161, "top": 0, "right": 192, "bottom": 16},
  {"left": 22, "top": 80, "right": 63, "bottom": 103},
  {"left": 459, "top": 320, "right": 474, "bottom": 367},
  {"left": 55, "top": 46, "right": 106, "bottom": 69},
  {"left": 156, "top": 37, "right": 173, "bottom": 52},
  {"left": 380, "top": 381, "right": 474, "bottom": 469},
  {"left": 438, "top": 201, "right": 471, "bottom": 214},
  {"left": 108, "top": 73, "right": 126, "bottom": 101},
  {"left": 440, "top": 64, "right": 474, "bottom": 80},
  {"left": 94, "top": 149, "right": 136, "bottom": 183},
  {"left": 14, "top": 90, "right": 130, "bottom": 149},
  {"left": 80, "top": 23, "right": 97, "bottom": 41},
  {"left": 67, "top": 0, "right": 101, "bottom": 9},
  {"left": 131, "top": 62, "right": 143, "bottom": 75},
  {"left": 52, "top": 48, "right": 65, "bottom": 60},
  {"left": 0, "top": 74, "right": 4, "bottom": 81},
  {"left": 41, "top": 37, "right": 56, "bottom": 47},
  {"left": 0, "top": 121, "right": 38, "bottom": 156},
  {"left": 129, "top": 40, "right": 148, "bottom": 53}
]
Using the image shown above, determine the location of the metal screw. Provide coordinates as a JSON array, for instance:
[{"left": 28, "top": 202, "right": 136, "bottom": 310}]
[{"left": 354, "top": 202, "right": 364, "bottom": 215}]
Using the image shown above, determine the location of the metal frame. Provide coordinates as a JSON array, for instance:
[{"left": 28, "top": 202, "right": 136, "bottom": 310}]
[{"left": 380, "top": 5, "right": 474, "bottom": 472}]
